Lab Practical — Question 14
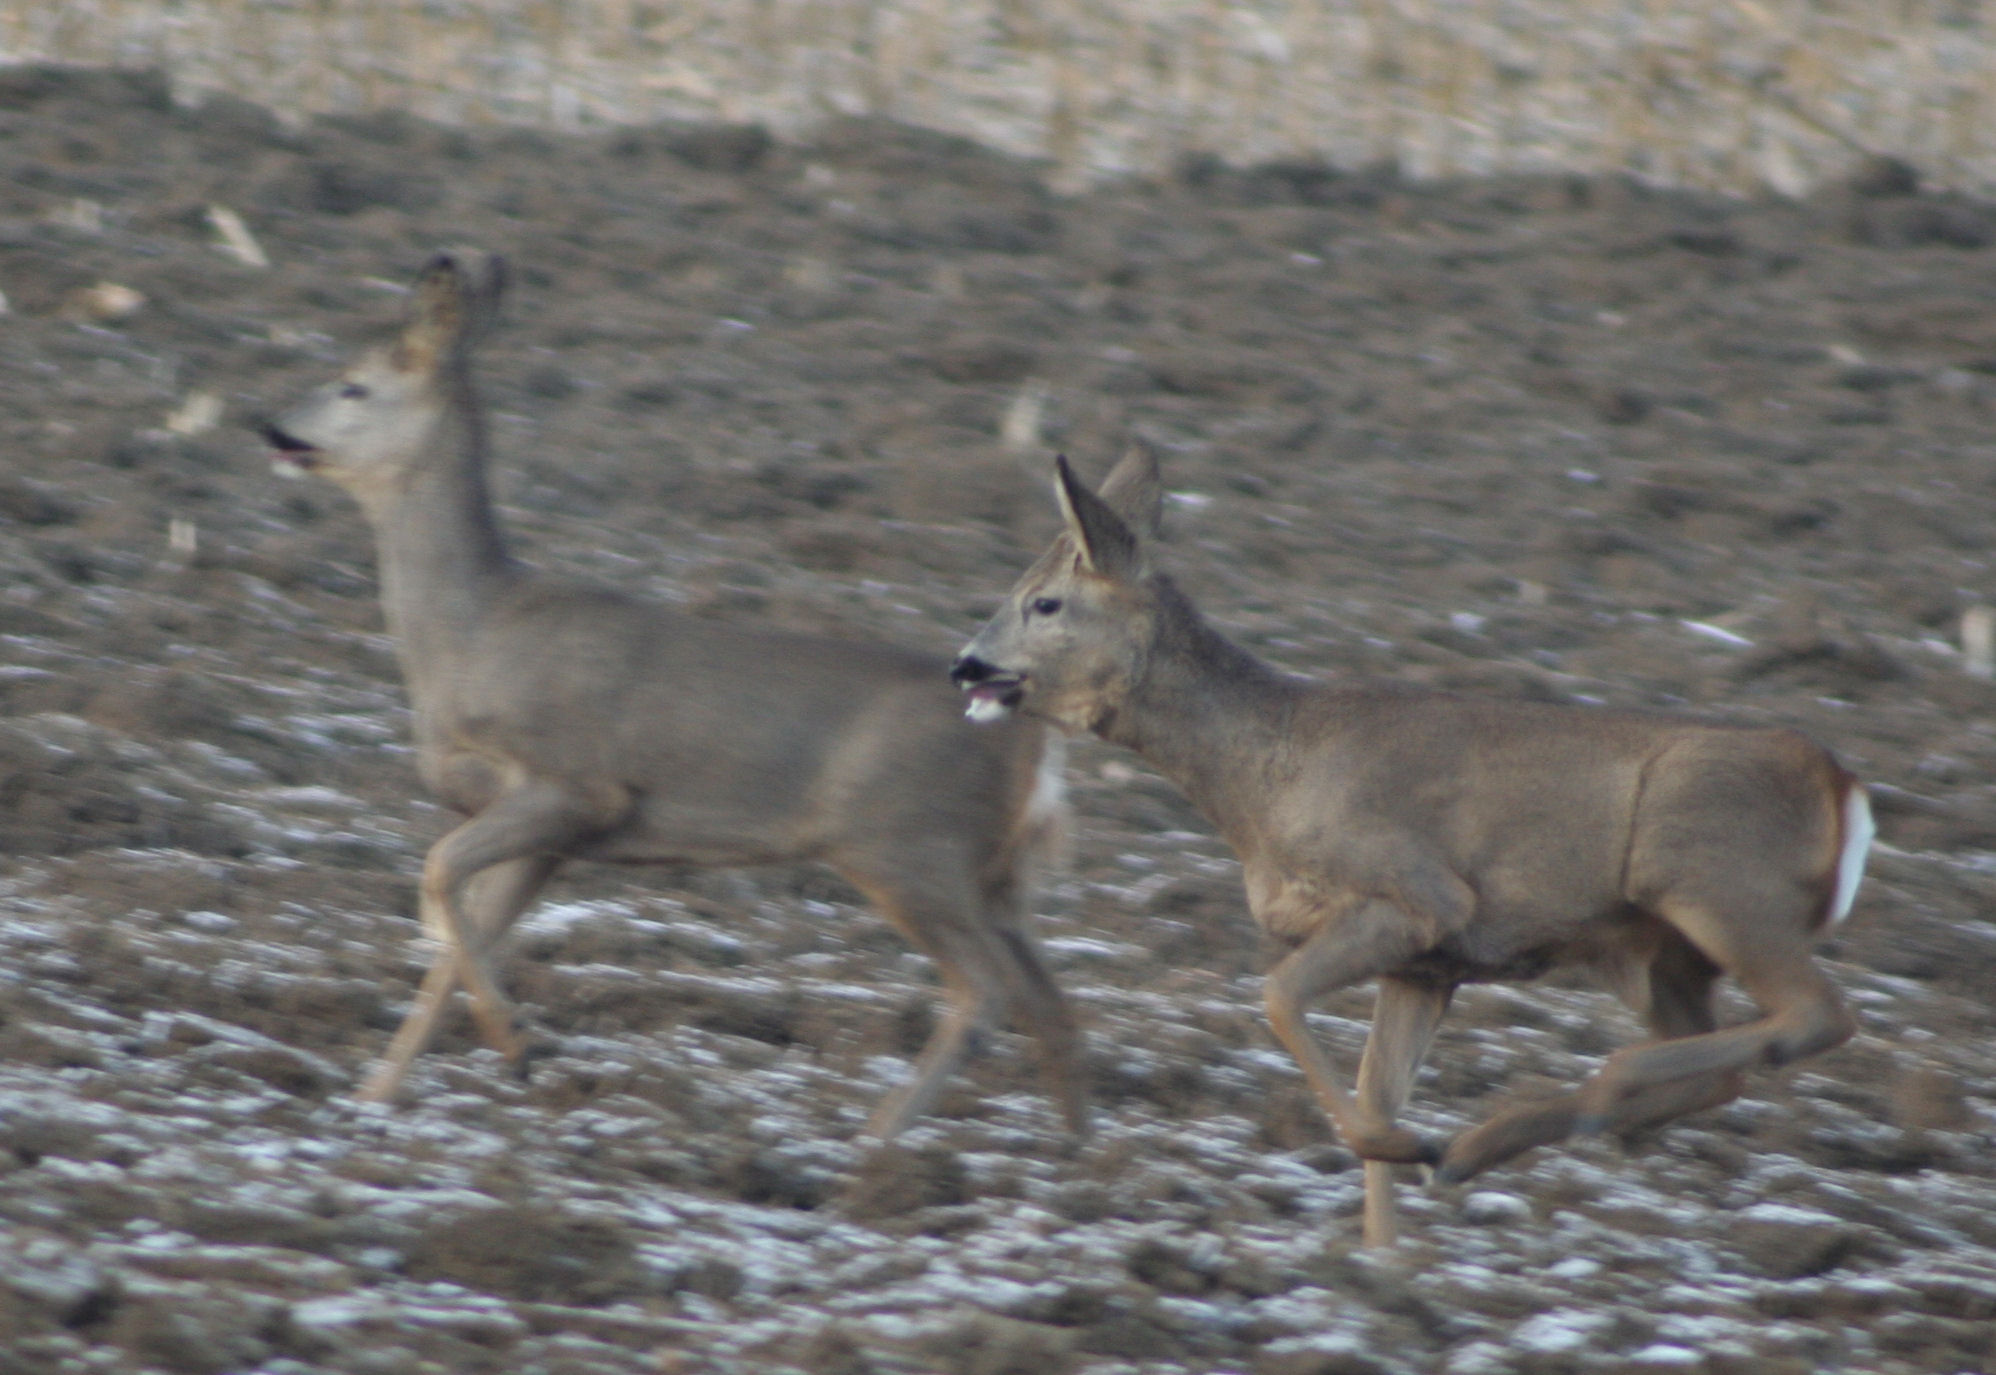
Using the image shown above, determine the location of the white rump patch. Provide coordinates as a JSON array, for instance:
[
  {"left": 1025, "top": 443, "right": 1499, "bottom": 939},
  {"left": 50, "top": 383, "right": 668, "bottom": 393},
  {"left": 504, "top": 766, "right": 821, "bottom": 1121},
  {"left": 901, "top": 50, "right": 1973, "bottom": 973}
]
[
  {"left": 1830, "top": 784, "right": 1874, "bottom": 926},
  {"left": 965, "top": 695, "right": 1013, "bottom": 724}
]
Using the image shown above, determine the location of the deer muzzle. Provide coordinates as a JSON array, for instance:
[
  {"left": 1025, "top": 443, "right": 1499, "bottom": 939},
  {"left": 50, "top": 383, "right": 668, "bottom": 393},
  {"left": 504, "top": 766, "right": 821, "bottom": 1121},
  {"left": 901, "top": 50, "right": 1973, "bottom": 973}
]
[
  {"left": 950, "top": 654, "right": 1025, "bottom": 722},
  {"left": 261, "top": 421, "right": 322, "bottom": 476}
]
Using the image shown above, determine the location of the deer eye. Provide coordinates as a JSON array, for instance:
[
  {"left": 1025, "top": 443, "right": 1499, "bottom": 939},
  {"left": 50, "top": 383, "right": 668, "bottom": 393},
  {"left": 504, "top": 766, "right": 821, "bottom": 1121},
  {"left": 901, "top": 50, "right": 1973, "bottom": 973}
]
[
  {"left": 1030, "top": 597, "right": 1063, "bottom": 617},
  {"left": 338, "top": 382, "right": 370, "bottom": 400}
]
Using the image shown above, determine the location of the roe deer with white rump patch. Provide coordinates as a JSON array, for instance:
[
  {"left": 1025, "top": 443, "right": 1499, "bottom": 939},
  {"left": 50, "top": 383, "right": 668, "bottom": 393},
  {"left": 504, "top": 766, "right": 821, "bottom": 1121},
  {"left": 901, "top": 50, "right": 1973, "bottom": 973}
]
[
  {"left": 260, "top": 251, "right": 1084, "bottom": 1140},
  {"left": 952, "top": 446, "right": 1870, "bottom": 1244}
]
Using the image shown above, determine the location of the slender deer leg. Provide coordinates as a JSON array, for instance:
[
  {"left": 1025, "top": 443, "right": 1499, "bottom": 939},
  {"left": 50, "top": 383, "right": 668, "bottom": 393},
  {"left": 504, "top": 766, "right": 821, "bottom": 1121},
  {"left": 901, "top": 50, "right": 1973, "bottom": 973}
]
[
  {"left": 1262, "top": 901, "right": 1440, "bottom": 1165},
  {"left": 850, "top": 860, "right": 1087, "bottom": 1140},
  {"left": 1355, "top": 977, "right": 1452, "bottom": 1246},
  {"left": 867, "top": 990, "right": 990, "bottom": 1140},
  {"left": 1439, "top": 1070, "right": 1752, "bottom": 1185},
  {"left": 1573, "top": 904, "right": 1854, "bottom": 1132},
  {"left": 842, "top": 864, "right": 1009, "bottom": 1141},
  {"left": 1437, "top": 930, "right": 1742, "bottom": 1183},
  {"left": 1435, "top": 1094, "right": 1578, "bottom": 1185},
  {"left": 358, "top": 785, "right": 602, "bottom": 1102},
  {"left": 356, "top": 854, "right": 557, "bottom": 1102},
  {"left": 1572, "top": 981, "right": 1851, "bottom": 1131},
  {"left": 357, "top": 953, "right": 464, "bottom": 1104},
  {"left": 990, "top": 921, "right": 1089, "bottom": 1138},
  {"left": 420, "top": 876, "right": 525, "bottom": 1068},
  {"left": 1602, "top": 934, "right": 1746, "bottom": 1141}
]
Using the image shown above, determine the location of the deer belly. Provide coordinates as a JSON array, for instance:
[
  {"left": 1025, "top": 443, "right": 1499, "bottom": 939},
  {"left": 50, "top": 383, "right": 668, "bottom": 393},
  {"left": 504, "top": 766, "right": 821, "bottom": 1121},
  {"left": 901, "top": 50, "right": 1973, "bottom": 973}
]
[
  {"left": 584, "top": 792, "right": 820, "bottom": 868},
  {"left": 1398, "top": 942, "right": 1559, "bottom": 986},
  {"left": 1409, "top": 903, "right": 1660, "bottom": 987}
]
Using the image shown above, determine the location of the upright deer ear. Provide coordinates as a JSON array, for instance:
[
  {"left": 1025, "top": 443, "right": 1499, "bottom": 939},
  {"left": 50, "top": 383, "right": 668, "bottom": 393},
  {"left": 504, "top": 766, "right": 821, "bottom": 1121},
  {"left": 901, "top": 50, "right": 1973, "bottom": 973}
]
[
  {"left": 452, "top": 249, "right": 507, "bottom": 347},
  {"left": 1097, "top": 439, "right": 1163, "bottom": 541},
  {"left": 396, "top": 248, "right": 505, "bottom": 372},
  {"left": 1054, "top": 454, "right": 1142, "bottom": 577}
]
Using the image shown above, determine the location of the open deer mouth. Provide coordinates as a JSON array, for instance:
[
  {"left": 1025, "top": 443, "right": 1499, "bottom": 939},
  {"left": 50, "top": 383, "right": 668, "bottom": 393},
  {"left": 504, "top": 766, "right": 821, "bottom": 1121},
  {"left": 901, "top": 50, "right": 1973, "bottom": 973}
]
[
  {"left": 261, "top": 422, "right": 321, "bottom": 475},
  {"left": 950, "top": 653, "right": 1025, "bottom": 721},
  {"left": 963, "top": 679, "right": 1024, "bottom": 722}
]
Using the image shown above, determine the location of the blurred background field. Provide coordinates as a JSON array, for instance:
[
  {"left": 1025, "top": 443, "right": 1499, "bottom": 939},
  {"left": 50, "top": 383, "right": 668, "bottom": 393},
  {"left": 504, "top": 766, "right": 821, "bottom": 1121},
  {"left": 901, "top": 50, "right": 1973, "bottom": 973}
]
[
  {"left": 7, "top": 6, "right": 1996, "bottom": 1373},
  {"left": 5, "top": 0, "right": 1995, "bottom": 196}
]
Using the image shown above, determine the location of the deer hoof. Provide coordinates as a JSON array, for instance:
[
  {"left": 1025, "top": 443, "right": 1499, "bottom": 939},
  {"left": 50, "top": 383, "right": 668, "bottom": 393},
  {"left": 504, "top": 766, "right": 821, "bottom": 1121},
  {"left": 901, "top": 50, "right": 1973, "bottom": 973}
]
[
  {"left": 514, "top": 1036, "right": 560, "bottom": 1082},
  {"left": 1348, "top": 1126, "right": 1443, "bottom": 1166},
  {"left": 1430, "top": 1157, "right": 1474, "bottom": 1188},
  {"left": 1437, "top": 1141, "right": 1500, "bottom": 1181},
  {"left": 351, "top": 1079, "right": 397, "bottom": 1107}
]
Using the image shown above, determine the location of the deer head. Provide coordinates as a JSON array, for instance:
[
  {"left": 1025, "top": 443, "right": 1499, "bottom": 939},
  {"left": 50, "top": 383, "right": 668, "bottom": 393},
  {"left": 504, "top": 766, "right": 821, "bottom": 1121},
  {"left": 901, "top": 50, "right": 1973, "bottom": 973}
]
[
  {"left": 261, "top": 249, "right": 505, "bottom": 511},
  {"left": 953, "top": 445, "right": 1165, "bottom": 733}
]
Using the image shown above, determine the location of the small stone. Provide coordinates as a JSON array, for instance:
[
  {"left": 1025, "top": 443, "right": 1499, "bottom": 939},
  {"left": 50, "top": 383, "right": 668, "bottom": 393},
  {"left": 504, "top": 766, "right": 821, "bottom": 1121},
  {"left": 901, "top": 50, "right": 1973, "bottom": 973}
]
[
  {"left": 1257, "top": 1335, "right": 1392, "bottom": 1375},
  {"left": 65, "top": 281, "right": 146, "bottom": 320},
  {"left": 1726, "top": 1202, "right": 1859, "bottom": 1279},
  {"left": 1461, "top": 1190, "right": 1534, "bottom": 1225}
]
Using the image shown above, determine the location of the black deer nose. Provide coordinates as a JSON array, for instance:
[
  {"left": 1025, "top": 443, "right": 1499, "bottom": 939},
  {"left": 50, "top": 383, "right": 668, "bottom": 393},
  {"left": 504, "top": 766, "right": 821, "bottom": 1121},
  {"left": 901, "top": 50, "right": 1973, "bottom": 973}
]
[{"left": 950, "top": 655, "right": 992, "bottom": 686}]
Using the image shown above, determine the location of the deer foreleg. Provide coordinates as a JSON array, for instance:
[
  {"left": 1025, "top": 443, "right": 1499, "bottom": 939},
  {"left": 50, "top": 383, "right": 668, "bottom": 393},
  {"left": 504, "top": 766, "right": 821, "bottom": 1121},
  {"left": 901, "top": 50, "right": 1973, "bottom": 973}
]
[
  {"left": 1262, "top": 900, "right": 1440, "bottom": 1167},
  {"left": 356, "top": 949, "right": 465, "bottom": 1103},
  {"left": 1355, "top": 977, "right": 1453, "bottom": 1246},
  {"left": 357, "top": 854, "right": 556, "bottom": 1101},
  {"left": 357, "top": 786, "right": 593, "bottom": 1102}
]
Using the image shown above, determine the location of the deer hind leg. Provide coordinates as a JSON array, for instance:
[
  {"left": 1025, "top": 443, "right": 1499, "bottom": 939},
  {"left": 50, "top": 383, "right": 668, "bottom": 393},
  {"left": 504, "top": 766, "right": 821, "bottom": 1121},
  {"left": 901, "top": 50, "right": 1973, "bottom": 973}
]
[
  {"left": 1354, "top": 977, "right": 1452, "bottom": 1247},
  {"left": 1600, "top": 931, "right": 1745, "bottom": 1143},
  {"left": 357, "top": 783, "right": 592, "bottom": 1103},
  {"left": 1572, "top": 898, "right": 1854, "bottom": 1136},
  {"left": 859, "top": 938, "right": 1002, "bottom": 1142},
  {"left": 1262, "top": 899, "right": 1441, "bottom": 1167},
  {"left": 990, "top": 917, "right": 1090, "bottom": 1139},
  {"left": 1436, "top": 929, "right": 1733, "bottom": 1184},
  {"left": 840, "top": 861, "right": 1011, "bottom": 1142}
]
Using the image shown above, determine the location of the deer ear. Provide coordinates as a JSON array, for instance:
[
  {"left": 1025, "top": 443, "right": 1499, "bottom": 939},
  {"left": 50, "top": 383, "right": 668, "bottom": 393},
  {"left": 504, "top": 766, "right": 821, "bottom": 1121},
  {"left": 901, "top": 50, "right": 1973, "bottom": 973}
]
[
  {"left": 396, "top": 249, "right": 504, "bottom": 372},
  {"left": 1098, "top": 439, "right": 1163, "bottom": 541},
  {"left": 452, "top": 249, "right": 507, "bottom": 347},
  {"left": 1054, "top": 454, "right": 1142, "bottom": 577}
]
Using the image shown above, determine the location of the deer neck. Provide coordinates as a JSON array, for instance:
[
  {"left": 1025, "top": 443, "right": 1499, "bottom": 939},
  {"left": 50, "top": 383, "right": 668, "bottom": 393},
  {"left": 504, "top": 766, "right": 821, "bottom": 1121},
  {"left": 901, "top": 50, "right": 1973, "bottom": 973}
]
[
  {"left": 1101, "top": 579, "right": 1299, "bottom": 845},
  {"left": 362, "top": 384, "right": 516, "bottom": 694}
]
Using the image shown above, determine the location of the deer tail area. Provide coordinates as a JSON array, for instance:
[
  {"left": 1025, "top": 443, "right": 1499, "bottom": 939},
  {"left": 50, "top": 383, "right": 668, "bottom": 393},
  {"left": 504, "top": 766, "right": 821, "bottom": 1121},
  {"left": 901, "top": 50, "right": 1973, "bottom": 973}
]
[{"left": 1829, "top": 780, "right": 1875, "bottom": 928}]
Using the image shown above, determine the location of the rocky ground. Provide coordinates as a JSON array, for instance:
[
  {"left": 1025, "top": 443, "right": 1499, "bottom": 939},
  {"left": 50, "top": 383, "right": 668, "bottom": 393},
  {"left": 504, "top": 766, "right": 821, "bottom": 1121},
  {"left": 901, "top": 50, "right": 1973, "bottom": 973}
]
[{"left": 2, "top": 63, "right": 1995, "bottom": 1375}]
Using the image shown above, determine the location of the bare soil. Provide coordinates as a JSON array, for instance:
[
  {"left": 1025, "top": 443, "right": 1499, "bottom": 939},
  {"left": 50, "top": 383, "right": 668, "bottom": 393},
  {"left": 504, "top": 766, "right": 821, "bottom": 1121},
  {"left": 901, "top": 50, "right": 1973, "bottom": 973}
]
[{"left": 2, "top": 64, "right": 1995, "bottom": 1375}]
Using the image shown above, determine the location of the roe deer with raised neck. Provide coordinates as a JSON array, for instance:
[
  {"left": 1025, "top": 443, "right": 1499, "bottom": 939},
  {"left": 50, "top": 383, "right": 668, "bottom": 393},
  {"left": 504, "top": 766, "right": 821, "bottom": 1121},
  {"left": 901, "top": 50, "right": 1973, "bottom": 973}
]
[
  {"left": 952, "top": 446, "right": 1871, "bottom": 1245},
  {"left": 260, "top": 250, "right": 1085, "bottom": 1141}
]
